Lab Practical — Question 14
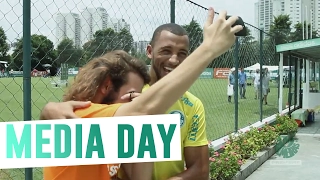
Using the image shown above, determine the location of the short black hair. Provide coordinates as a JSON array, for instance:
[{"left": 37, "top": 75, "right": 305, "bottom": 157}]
[{"left": 150, "top": 23, "right": 188, "bottom": 46}]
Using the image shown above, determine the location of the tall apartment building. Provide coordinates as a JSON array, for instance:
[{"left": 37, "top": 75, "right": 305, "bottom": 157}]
[
  {"left": 108, "top": 18, "right": 130, "bottom": 32},
  {"left": 134, "top": 41, "right": 149, "bottom": 54},
  {"left": 283, "top": 0, "right": 313, "bottom": 29},
  {"left": 56, "top": 7, "right": 131, "bottom": 47},
  {"left": 81, "top": 7, "right": 108, "bottom": 45},
  {"left": 55, "top": 13, "right": 81, "bottom": 48},
  {"left": 315, "top": 0, "right": 320, "bottom": 31},
  {"left": 255, "top": 0, "right": 320, "bottom": 35},
  {"left": 254, "top": 0, "right": 274, "bottom": 33},
  {"left": 273, "top": 0, "right": 286, "bottom": 17}
]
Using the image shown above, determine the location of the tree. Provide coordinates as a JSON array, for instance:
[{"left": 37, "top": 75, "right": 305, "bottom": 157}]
[
  {"left": 290, "top": 22, "right": 318, "bottom": 42},
  {"left": 12, "top": 34, "right": 57, "bottom": 70},
  {"left": 237, "top": 27, "right": 259, "bottom": 68},
  {"left": 182, "top": 17, "right": 203, "bottom": 53},
  {"left": 209, "top": 27, "right": 259, "bottom": 68},
  {"left": 133, "top": 53, "right": 151, "bottom": 65},
  {"left": 262, "top": 38, "right": 277, "bottom": 65},
  {"left": 56, "top": 38, "right": 83, "bottom": 67},
  {"left": 0, "top": 27, "right": 10, "bottom": 62},
  {"left": 268, "top": 15, "right": 292, "bottom": 66},
  {"left": 83, "top": 28, "right": 134, "bottom": 62},
  {"left": 269, "top": 15, "right": 292, "bottom": 45},
  {"left": 117, "top": 28, "right": 134, "bottom": 53},
  {"left": 209, "top": 50, "right": 234, "bottom": 68}
]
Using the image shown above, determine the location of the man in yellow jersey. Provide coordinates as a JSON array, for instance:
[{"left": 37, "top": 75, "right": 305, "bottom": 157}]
[
  {"left": 118, "top": 23, "right": 209, "bottom": 180},
  {"left": 44, "top": 24, "right": 209, "bottom": 180},
  {"left": 42, "top": 24, "right": 209, "bottom": 180},
  {"left": 40, "top": 8, "right": 244, "bottom": 180}
]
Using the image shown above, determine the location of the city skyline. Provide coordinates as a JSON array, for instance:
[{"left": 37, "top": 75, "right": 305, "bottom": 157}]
[
  {"left": 255, "top": 0, "right": 320, "bottom": 35},
  {"left": 1, "top": 0, "right": 256, "bottom": 51},
  {"left": 56, "top": 7, "right": 130, "bottom": 48}
]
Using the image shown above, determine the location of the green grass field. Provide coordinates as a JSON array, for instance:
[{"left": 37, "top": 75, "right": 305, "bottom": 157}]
[{"left": 0, "top": 77, "right": 289, "bottom": 180}]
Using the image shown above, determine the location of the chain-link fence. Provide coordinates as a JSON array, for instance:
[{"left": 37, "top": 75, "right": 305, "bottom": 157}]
[
  {"left": 176, "top": 1, "right": 281, "bottom": 140},
  {"left": 0, "top": 0, "right": 292, "bottom": 179}
]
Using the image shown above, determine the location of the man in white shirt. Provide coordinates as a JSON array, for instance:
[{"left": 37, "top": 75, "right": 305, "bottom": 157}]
[
  {"left": 262, "top": 68, "right": 270, "bottom": 105},
  {"left": 253, "top": 69, "right": 260, "bottom": 99}
]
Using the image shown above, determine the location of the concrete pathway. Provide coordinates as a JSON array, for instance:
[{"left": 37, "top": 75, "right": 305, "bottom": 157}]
[{"left": 247, "top": 117, "right": 320, "bottom": 180}]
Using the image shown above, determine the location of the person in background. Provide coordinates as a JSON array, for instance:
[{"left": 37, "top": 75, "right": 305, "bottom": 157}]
[
  {"left": 253, "top": 69, "right": 260, "bottom": 99},
  {"left": 39, "top": 8, "right": 243, "bottom": 180},
  {"left": 262, "top": 68, "right": 270, "bottom": 105},
  {"left": 10, "top": 69, "right": 13, "bottom": 77},
  {"left": 238, "top": 67, "right": 247, "bottom": 99},
  {"left": 228, "top": 68, "right": 235, "bottom": 103}
]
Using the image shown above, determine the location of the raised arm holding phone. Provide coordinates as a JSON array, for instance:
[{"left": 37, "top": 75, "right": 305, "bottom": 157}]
[{"left": 42, "top": 7, "right": 243, "bottom": 180}]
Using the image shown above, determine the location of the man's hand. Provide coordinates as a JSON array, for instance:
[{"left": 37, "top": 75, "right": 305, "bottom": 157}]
[
  {"left": 120, "top": 92, "right": 141, "bottom": 101},
  {"left": 40, "top": 101, "right": 91, "bottom": 120},
  {"left": 202, "top": 7, "right": 243, "bottom": 59},
  {"left": 167, "top": 146, "right": 209, "bottom": 180}
]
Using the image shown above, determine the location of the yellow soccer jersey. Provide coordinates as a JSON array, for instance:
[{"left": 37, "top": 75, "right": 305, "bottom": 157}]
[{"left": 117, "top": 84, "right": 208, "bottom": 180}]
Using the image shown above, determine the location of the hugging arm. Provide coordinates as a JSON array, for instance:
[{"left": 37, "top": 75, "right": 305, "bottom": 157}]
[
  {"left": 40, "top": 8, "right": 243, "bottom": 121},
  {"left": 120, "top": 163, "right": 153, "bottom": 180},
  {"left": 40, "top": 101, "right": 91, "bottom": 120},
  {"left": 40, "top": 9, "right": 242, "bottom": 180},
  {"left": 167, "top": 100, "right": 209, "bottom": 180}
]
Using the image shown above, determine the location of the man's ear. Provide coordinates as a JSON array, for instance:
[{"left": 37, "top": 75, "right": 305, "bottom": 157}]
[
  {"left": 146, "top": 45, "right": 152, "bottom": 59},
  {"left": 100, "top": 78, "right": 112, "bottom": 95}
]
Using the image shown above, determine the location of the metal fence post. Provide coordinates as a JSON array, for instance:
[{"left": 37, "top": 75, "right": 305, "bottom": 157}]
[
  {"left": 23, "top": 0, "right": 33, "bottom": 179},
  {"left": 318, "top": 62, "right": 320, "bottom": 92},
  {"left": 288, "top": 53, "right": 292, "bottom": 112},
  {"left": 170, "top": 0, "right": 175, "bottom": 23},
  {"left": 234, "top": 37, "right": 239, "bottom": 132},
  {"left": 259, "top": 29, "right": 263, "bottom": 121},
  {"left": 294, "top": 57, "right": 298, "bottom": 108}
]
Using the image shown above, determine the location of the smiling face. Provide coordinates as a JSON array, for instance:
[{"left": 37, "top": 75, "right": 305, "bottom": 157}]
[{"left": 146, "top": 30, "right": 189, "bottom": 81}]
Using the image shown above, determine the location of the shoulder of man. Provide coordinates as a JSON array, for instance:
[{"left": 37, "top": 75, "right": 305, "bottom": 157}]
[
  {"left": 142, "top": 84, "right": 151, "bottom": 92},
  {"left": 143, "top": 84, "right": 203, "bottom": 110},
  {"left": 75, "top": 103, "right": 121, "bottom": 118},
  {"left": 181, "top": 91, "right": 203, "bottom": 109}
]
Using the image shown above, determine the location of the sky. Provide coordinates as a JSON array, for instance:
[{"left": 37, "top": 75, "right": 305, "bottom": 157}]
[{"left": 1, "top": 0, "right": 257, "bottom": 47}]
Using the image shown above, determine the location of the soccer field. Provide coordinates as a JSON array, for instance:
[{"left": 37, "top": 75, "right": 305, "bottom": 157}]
[
  {"left": 0, "top": 77, "right": 290, "bottom": 138},
  {"left": 189, "top": 79, "right": 289, "bottom": 139},
  {"left": 0, "top": 77, "right": 290, "bottom": 139},
  {"left": 0, "top": 77, "right": 289, "bottom": 180}
]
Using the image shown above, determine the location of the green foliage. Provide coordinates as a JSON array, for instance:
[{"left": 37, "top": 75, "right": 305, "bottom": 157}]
[
  {"left": 133, "top": 53, "right": 151, "bottom": 65},
  {"left": 225, "top": 131, "right": 260, "bottom": 159},
  {"left": 274, "top": 114, "right": 299, "bottom": 134},
  {"left": 56, "top": 38, "right": 83, "bottom": 67},
  {"left": 209, "top": 149, "right": 243, "bottom": 180},
  {"left": 0, "top": 27, "right": 10, "bottom": 59},
  {"left": 82, "top": 28, "right": 134, "bottom": 63},
  {"left": 209, "top": 121, "right": 281, "bottom": 179},
  {"left": 270, "top": 14, "right": 318, "bottom": 45},
  {"left": 259, "top": 124, "right": 279, "bottom": 147},
  {"left": 12, "top": 34, "right": 57, "bottom": 70},
  {"left": 290, "top": 22, "right": 318, "bottom": 42},
  {"left": 182, "top": 17, "right": 203, "bottom": 53},
  {"left": 0, "top": 27, "right": 12, "bottom": 70},
  {"left": 269, "top": 14, "right": 292, "bottom": 45}
]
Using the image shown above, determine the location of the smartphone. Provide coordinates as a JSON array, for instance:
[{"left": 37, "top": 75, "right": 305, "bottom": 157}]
[{"left": 226, "top": 15, "right": 247, "bottom": 37}]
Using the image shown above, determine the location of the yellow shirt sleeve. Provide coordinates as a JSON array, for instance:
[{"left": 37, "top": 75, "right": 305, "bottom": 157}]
[{"left": 184, "top": 99, "right": 208, "bottom": 147}]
